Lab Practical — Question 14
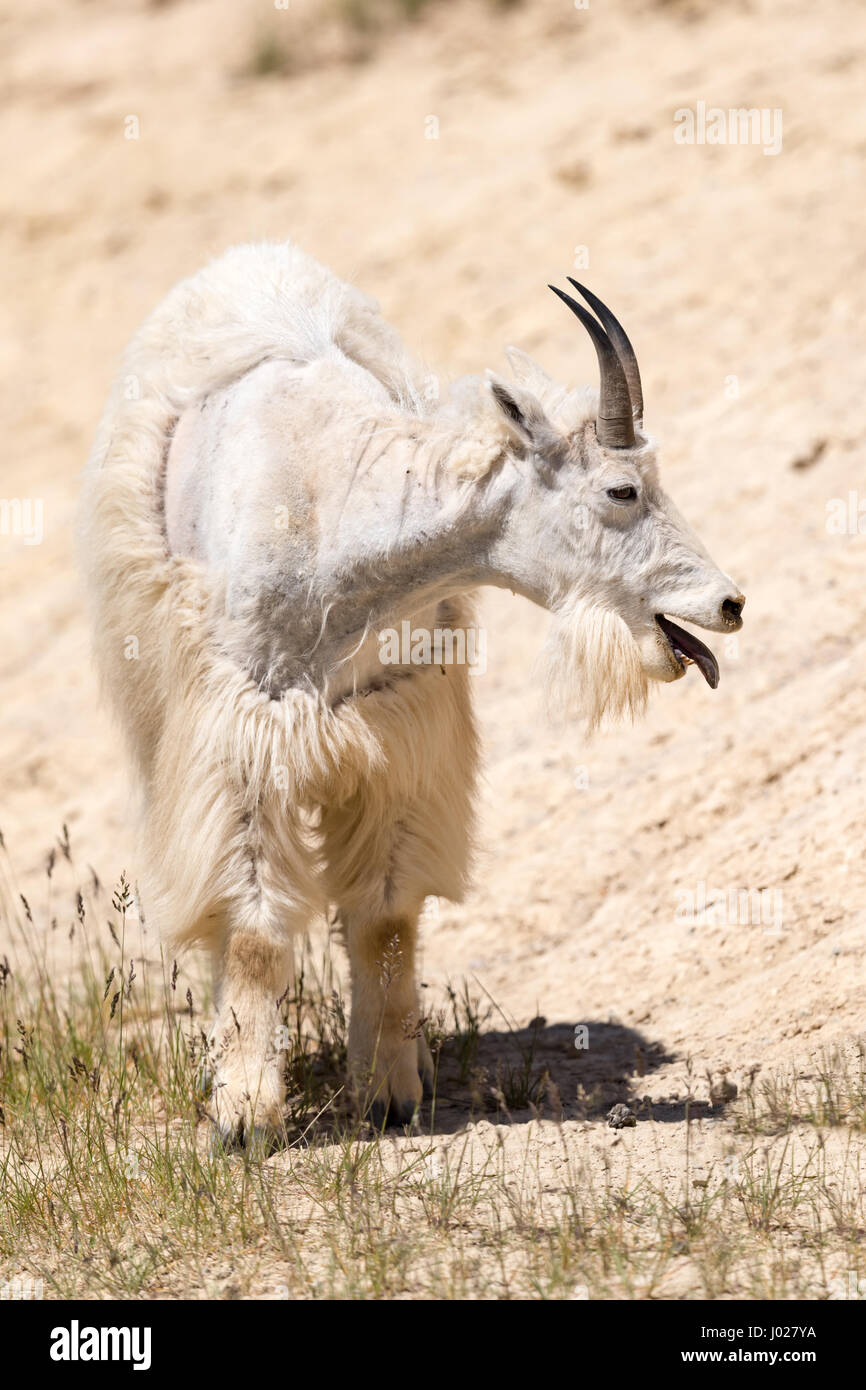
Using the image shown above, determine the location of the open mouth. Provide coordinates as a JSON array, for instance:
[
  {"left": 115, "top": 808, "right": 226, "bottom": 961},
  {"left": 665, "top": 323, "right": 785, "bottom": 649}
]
[{"left": 655, "top": 615, "right": 720, "bottom": 689}]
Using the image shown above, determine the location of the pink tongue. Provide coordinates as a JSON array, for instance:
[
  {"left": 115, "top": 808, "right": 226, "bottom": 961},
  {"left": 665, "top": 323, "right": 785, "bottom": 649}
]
[{"left": 656, "top": 616, "right": 720, "bottom": 689}]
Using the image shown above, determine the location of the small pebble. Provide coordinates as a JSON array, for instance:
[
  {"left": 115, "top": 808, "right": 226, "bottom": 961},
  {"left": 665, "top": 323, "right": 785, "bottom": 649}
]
[
  {"left": 607, "top": 1103, "right": 636, "bottom": 1129},
  {"left": 710, "top": 1074, "right": 738, "bottom": 1105}
]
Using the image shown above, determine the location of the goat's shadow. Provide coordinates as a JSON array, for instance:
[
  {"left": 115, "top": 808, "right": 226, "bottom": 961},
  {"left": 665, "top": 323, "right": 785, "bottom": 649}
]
[{"left": 423, "top": 1018, "right": 717, "bottom": 1135}]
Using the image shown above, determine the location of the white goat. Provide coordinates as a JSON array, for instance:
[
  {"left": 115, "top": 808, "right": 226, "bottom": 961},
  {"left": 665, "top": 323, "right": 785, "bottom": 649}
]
[{"left": 79, "top": 241, "right": 744, "bottom": 1143}]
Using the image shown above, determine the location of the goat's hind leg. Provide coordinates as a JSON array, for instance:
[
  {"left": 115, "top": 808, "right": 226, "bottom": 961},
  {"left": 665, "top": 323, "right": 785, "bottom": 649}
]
[
  {"left": 323, "top": 674, "right": 478, "bottom": 1125},
  {"left": 337, "top": 903, "right": 426, "bottom": 1127}
]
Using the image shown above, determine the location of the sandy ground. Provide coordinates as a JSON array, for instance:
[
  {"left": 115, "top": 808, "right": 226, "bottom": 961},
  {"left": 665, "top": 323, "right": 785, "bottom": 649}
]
[{"left": 1, "top": 0, "right": 865, "bottom": 1287}]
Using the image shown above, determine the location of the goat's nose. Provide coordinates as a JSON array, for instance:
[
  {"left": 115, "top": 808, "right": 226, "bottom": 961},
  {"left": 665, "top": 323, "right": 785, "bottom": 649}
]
[{"left": 721, "top": 595, "right": 745, "bottom": 627}]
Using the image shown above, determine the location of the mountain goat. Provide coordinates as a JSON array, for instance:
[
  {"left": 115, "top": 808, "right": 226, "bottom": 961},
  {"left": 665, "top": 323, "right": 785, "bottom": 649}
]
[{"left": 79, "top": 242, "right": 745, "bottom": 1144}]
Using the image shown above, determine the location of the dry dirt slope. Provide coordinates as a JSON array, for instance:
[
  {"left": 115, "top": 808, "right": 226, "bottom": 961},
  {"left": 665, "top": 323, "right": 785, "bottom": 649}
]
[{"left": 0, "top": 0, "right": 865, "bottom": 1292}]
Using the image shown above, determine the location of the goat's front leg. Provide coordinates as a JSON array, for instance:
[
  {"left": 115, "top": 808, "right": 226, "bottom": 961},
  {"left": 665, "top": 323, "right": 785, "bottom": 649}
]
[
  {"left": 343, "top": 911, "right": 428, "bottom": 1127},
  {"left": 208, "top": 923, "right": 293, "bottom": 1148}
]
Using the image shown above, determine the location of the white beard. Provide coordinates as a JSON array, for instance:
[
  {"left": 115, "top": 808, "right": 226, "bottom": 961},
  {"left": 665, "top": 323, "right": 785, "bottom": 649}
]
[{"left": 540, "top": 595, "right": 648, "bottom": 733}]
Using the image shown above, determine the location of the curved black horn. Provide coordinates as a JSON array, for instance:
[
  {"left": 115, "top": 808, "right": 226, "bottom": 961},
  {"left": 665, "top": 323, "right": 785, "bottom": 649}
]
[
  {"left": 548, "top": 284, "right": 635, "bottom": 449},
  {"left": 567, "top": 278, "right": 643, "bottom": 424}
]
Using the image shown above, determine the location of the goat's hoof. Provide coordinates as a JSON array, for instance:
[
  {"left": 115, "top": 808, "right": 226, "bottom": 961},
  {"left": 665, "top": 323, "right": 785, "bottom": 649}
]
[
  {"left": 210, "top": 1114, "right": 282, "bottom": 1158},
  {"left": 368, "top": 1094, "right": 420, "bottom": 1130},
  {"left": 418, "top": 1034, "right": 436, "bottom": 1096},
  {"left": 209, "top": 1067, "right": 285, "bottom": 1155}
]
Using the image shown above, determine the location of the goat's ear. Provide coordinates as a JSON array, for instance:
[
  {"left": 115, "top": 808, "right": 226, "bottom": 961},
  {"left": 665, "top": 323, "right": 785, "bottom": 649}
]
[
  {"left": 504, "top": 346, "right": 555, "bottom": 396},
  {"left": 484, "top": 370, "right": 562, "bottom": 462},
  {"left": 484, "top": 370, "right": 553, "bottom": 447},
  {"left": 487, "top": 375, "right": 529, "bottom": 431}
]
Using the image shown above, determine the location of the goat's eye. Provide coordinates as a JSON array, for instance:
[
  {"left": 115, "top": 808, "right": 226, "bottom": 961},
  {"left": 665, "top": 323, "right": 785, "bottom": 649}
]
[{"left": 607, "top": 485, "right": 637, "bottom": 501}]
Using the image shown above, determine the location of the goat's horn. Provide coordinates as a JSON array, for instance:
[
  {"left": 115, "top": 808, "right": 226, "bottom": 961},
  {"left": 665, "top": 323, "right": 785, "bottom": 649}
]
[
  {"left": 548, "top": 284, "right": 635, "bottom": 449},
  {"left": 566, "top": 278, "right": 643, "bottom": 424}
]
